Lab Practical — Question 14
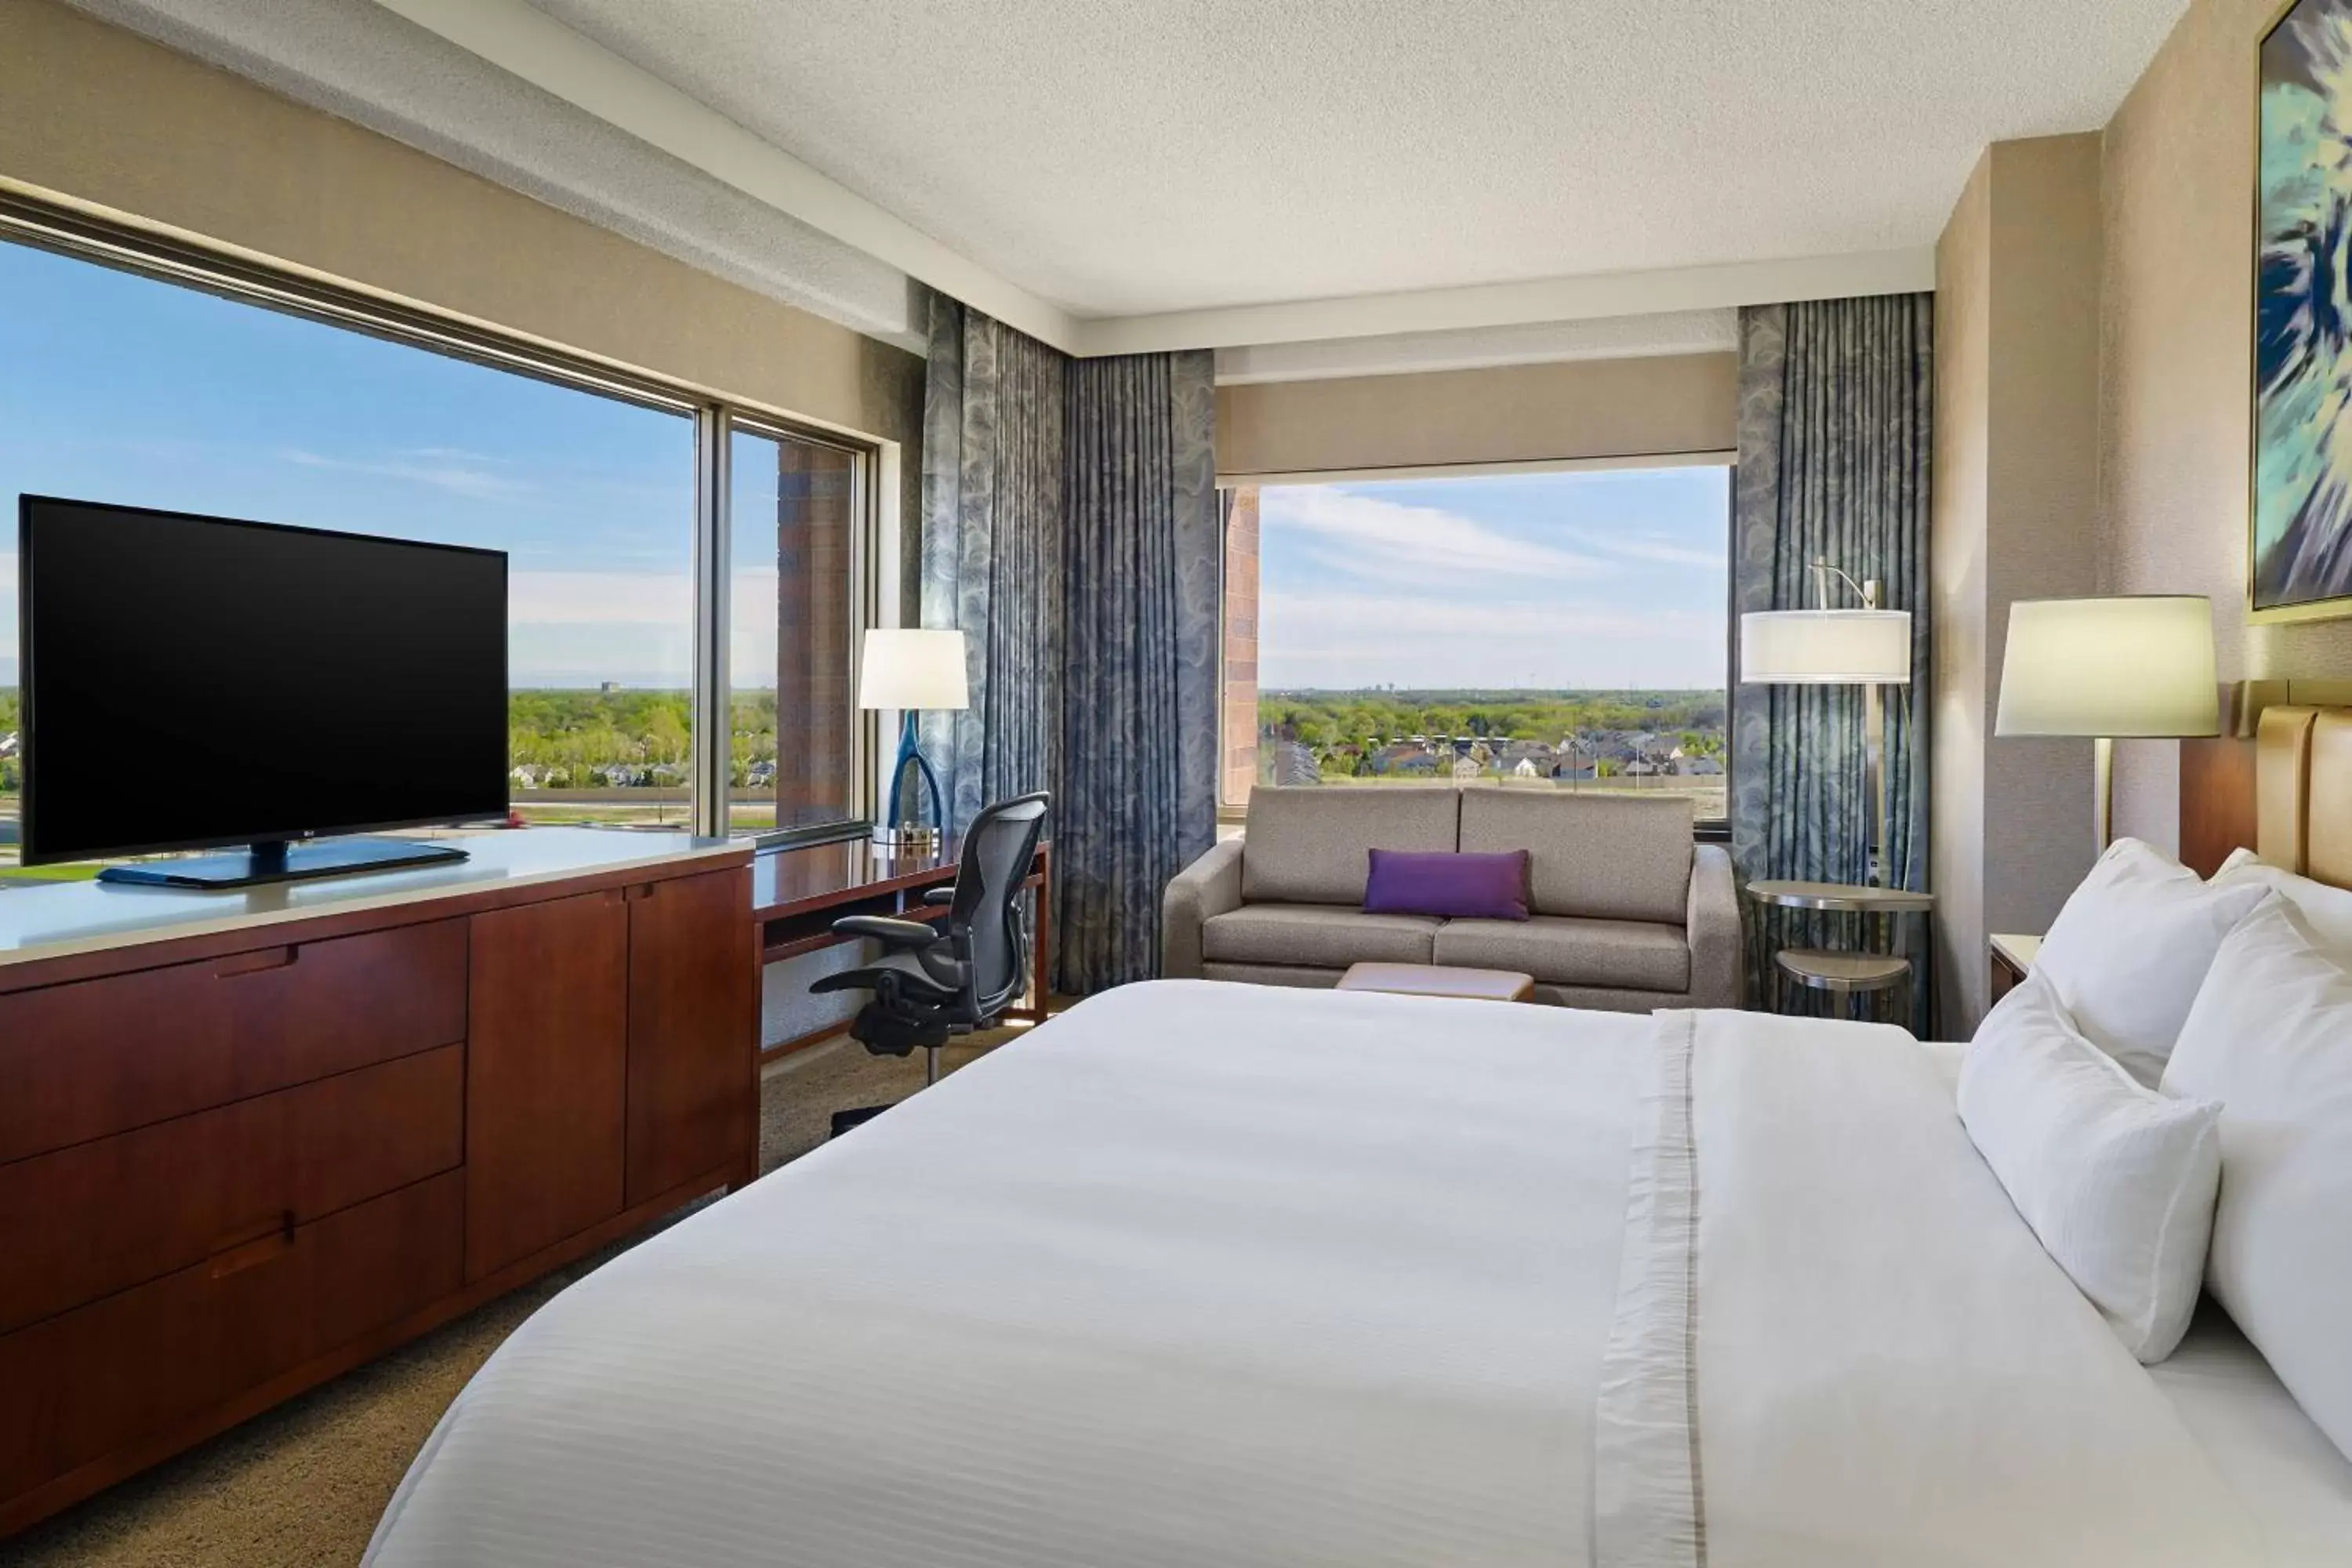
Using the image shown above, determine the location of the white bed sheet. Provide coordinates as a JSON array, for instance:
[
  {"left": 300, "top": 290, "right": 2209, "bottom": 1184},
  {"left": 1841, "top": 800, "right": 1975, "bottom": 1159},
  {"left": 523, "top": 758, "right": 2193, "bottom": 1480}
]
[
  {"left": 1922, "top": 1040, "right": 2352, "bottom": 1565},
  {"left": 371, "top": 982, "right": 1651, "bottom": 1568},
  {"left": 365, "top": 995, "right": 2326, "bottom": 1567}
]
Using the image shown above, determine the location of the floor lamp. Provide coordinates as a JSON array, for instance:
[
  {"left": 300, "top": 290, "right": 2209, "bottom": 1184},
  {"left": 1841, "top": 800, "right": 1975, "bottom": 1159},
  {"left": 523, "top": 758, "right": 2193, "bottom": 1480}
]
[
  {"left": 1740, "top": 561, "right": 1914, "bottom": 886},
  {"left": 1994, "top": 597, "right": 2218, "bottom": 851}
]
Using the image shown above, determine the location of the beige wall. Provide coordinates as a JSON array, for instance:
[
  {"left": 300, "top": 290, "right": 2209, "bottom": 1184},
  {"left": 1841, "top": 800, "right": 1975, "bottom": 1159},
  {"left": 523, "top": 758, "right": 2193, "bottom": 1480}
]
[
  {"left": 1932, "top": 154, "right": 1992, "bottom": 1036},
  {"left": 2100, "top": 0, "right": 2352, "bottom": 847},
  {"left": 1932, "top": 135, "right": 2106, "bottom": 1033},
  {"left": 0, "top": 0, "right": 924, "bottom": 591},
  {"left": 1214, "top": 352, "right": 1737, "bottom": 477}
]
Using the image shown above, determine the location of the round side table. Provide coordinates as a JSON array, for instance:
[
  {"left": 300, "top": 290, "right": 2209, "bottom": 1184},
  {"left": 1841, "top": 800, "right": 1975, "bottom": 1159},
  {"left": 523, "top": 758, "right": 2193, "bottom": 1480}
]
[
  {"left": 1744, "top": 880, "right": 1934, "bottom": 1024},
  {"left": 1773, "top": 949, "right": 1913, "bottom": 1024}
]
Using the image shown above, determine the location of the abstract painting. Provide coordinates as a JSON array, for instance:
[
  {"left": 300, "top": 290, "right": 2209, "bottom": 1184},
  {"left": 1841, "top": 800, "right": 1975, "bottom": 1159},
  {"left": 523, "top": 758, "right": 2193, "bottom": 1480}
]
[{"left": 2258, "top": 0, "right": 2352, "bottom": 619}]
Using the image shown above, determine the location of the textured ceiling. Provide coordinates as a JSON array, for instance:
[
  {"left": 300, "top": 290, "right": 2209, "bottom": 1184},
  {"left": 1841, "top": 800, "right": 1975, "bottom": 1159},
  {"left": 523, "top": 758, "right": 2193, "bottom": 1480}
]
[{"left": 523, "top": 0, "right": 2188, "bottom": 319}]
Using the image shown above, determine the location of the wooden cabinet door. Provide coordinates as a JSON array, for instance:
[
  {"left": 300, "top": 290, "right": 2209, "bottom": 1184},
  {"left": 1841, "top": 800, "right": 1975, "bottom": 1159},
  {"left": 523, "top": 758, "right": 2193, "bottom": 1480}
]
[
  {"left": 465, "top": 890, "right": 629, "bottom": 1281},
  {"left": 626, "top": 866, "right": 757, "bottom": 1204}
]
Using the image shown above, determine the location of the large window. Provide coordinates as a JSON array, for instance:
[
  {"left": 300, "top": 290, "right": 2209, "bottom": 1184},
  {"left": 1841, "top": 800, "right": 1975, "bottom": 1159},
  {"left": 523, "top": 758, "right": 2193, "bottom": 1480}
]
[
  {"left": 0, "top": 213, "right": 873, "bottom": 884},
  {"left": 728, "top": 426, "right": 862, "bottom": 834},
  {"left": 1222, "top": 463, "right": 1731, "bottom": 826}
]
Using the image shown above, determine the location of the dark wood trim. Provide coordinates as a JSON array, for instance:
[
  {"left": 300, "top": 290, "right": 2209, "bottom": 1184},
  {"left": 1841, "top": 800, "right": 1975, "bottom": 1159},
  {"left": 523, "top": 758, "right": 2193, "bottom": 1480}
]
[
  {"left": 2180, "top": 735, "right": 2259, "bottom": 878},
  {"left": 0, "top": 1164, "right": 737, "bottom": 1541},
  {"left": 0, "top": 846, "right": 751, "bottom": 999},
  {"left": 0, "top": 839, "right": 758, "bottom": 1539}
]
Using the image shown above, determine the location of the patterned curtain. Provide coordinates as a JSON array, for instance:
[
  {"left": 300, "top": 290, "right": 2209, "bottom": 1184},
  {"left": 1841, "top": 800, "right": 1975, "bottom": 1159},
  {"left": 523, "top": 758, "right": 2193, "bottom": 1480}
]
[
  {"left": 919, "top": 291, "right": 1067, "bottom": 829},
  {"left": 1058, "top": 350, "right": 1221, "bottom": 993},
  {"left": 1730, "top": 296, "right": 1933, "bottom": 1026},
  {"left": 920, "top": 289, "right": 1218, "bottom": 994}
]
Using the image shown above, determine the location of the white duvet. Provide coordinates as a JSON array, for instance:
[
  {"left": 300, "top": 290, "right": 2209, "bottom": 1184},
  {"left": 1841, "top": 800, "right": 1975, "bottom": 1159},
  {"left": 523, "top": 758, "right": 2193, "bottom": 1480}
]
[{"left": 367, "top": 981, "right": 2266, "bottom": 1567}]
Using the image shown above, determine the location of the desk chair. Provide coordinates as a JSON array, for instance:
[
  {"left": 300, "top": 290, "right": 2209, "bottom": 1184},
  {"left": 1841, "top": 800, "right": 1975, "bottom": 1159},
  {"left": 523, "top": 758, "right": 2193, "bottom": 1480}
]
[{"left": 811, "top": 792, "right": 1049, "bottom": 1135}]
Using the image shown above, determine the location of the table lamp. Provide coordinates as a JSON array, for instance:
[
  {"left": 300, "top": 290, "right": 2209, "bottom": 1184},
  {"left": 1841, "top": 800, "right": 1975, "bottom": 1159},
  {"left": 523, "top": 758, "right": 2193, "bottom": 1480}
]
[
  {"left": 858, "top": 628, "right": 969, "bottom": 846},
  {"left": 1994, "top": 596, "right": 2218, "bottom": 851},
  {"left": 1740, "top": 560, "right": 1914, "bottom": 886}
]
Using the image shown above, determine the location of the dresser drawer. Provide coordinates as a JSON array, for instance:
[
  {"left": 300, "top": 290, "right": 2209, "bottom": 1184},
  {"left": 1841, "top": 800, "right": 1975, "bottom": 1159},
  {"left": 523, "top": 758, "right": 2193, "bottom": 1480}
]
[
  {"left": 0, "top": 1045, "right": 463, "bottom": 1335},
  {"left": 0, "top": 918, "right": 466, "bottom": 1163},
  {"left": 0, "top": 1169, "right": 463, "bottom": 1503}
]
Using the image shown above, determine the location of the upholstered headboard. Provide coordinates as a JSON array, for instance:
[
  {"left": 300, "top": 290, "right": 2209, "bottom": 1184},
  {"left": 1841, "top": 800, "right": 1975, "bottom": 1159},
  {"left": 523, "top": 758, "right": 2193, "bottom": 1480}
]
[
  {"left": 2179, "top": 684, "right": 2352, "bottom": 888},
  {"left": 2250, "top": 705, "right": 2352, "bottom": 889}
]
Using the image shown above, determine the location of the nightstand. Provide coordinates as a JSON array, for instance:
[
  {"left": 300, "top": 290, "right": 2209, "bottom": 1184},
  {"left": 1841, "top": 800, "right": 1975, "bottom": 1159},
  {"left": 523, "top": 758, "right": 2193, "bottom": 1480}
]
[{"left": 1989, "top": 933, "right": 2042, "bottom": 1005}]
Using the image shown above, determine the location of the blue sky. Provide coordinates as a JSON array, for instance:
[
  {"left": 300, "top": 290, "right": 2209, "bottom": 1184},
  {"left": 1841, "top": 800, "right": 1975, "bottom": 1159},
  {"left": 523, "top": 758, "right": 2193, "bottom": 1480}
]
[
  {"left": 1258, "top": 466, "right": 1730, "bottom": 690},
  {"left": 0, "top": 238, "right": 744, "bottom": 688},
  {"left": 0, "top": 240, "right": 1730, "bottom": 697}
]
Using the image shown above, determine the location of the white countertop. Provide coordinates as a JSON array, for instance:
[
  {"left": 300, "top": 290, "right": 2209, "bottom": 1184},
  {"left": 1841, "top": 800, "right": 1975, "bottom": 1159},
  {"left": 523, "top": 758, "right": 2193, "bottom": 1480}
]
[{"left": 0, "top": 827, "right": 746, "bottom": 971}]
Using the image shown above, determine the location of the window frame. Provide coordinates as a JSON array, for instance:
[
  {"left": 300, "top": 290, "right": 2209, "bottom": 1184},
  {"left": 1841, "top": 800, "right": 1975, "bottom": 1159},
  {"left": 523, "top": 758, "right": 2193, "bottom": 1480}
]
[
  {"left": 1215, "top": 452, "right": 1738, "bottom": 837},
  {"left": 0, "top": 190, "right": 884, "bottom": 848}
]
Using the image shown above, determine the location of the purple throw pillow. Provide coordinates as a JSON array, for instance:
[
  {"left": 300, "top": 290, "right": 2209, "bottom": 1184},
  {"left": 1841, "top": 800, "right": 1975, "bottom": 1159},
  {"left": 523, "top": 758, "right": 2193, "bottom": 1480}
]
[{"left": 1363, "top": 849, "right": 1530, "bottom": 921}]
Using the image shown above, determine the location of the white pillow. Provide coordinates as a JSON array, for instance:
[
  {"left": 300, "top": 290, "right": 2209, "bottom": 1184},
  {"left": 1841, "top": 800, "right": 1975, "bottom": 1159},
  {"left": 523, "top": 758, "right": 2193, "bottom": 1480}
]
[
  {"left": 2163, "top": 897, "right": 2352, "bottom": 1461},
  {"left": 2033, "top": 837, "right": 2268, "bottom": 1086},
  {"left": 2212, "top": 847, "right": 2352, "bottom": 953},
  {"left": 1959, "top": 973, "right": 2223, "bottom": 1363}
]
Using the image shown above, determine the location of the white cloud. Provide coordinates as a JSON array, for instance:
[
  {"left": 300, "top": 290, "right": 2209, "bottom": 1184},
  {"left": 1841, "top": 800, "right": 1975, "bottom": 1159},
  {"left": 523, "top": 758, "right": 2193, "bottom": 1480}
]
[
  {"left": 506, "top": 569, "right": 783, "bottom": 687},
  {"left": 281, "top": 447, "right": 536, "bottom": 500},
  {"left": 509, "top": 570, "right": 689, "bottom": 625},
  {"left": 1261, "top": 486, "right": 1610, "bottom": 586},
  {"left": 1583, "top": 534, "right": 1726, "bottom": 569},
  {"left": 1261, "top": 590, "right": 1725, "bottom": 691}
]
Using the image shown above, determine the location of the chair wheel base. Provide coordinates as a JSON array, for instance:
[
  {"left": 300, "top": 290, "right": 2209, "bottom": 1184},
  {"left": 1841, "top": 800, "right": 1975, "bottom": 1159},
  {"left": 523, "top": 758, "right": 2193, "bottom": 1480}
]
[
  {"left": 829, "top": 1105, "right": 891, "bottom": 1139},
  {"left": 849, "top": 1002, "right": 949, "bottom": 1056}
]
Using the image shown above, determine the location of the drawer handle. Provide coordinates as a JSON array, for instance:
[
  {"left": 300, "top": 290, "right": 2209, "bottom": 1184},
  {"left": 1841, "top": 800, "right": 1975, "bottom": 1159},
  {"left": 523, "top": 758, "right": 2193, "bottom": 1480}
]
[
  {"left": 209, "top": 1212, "right": 296, "bottom": 1279},
  {"left": 216, "top": 947, "right": 298, "bottom": 978},
  {"left": 626, "top": 884, "right": 658, "bottom": 902}
]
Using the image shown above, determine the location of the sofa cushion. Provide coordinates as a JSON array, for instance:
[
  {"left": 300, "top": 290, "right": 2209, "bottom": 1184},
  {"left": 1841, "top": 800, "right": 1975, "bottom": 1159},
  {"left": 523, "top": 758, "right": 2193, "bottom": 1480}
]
[
  {"left": 1434, "top": 914, "right": 1690, "bottom": 992},
  {"left": 1457, "top": 791, "right": 1693, "bottom": 924},
  {"left": 1240, "top": 786, "right": 1460, "bottom": 906},
  {"left": 1201, "top": 904, "right": 1440, "bottom": 968}
]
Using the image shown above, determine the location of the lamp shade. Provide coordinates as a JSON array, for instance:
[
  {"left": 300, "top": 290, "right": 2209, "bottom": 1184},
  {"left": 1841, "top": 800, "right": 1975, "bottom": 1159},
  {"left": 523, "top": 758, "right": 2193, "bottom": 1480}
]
[
  {"left": 1995, "top": 597, "right": 2217, "bottom": 738},
  {"left": 1740, "top": 609, "right": 1912, "bottom": 684},
  {"left": 857, "top": 628, "right": 970, "bottom": 711}
]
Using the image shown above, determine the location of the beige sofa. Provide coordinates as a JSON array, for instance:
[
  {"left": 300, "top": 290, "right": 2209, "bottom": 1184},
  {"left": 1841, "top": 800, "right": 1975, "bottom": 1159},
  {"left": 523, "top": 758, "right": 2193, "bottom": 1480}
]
[{"left": 1163, "top": 786, "right": 1741, "bottom": 1011}]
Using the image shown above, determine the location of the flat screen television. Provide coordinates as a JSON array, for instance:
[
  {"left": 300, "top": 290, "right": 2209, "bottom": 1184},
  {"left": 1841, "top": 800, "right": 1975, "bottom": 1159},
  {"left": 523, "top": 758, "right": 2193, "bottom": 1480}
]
[{"left": 18, "top": 495, "right": 509, "bottom": 887}]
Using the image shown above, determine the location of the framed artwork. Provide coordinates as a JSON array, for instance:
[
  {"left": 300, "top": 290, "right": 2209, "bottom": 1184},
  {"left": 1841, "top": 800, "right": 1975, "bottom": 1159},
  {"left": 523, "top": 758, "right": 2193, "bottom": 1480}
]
[{"left": 2256, "top": 0, "right": 2352, "bottom": 622}]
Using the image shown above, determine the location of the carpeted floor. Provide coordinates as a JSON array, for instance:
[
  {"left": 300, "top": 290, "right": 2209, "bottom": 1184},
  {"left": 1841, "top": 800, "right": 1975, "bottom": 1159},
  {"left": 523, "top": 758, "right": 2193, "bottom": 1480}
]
[{"left": 0, "top": 1027, "right": 1017, "bottom": 1568}]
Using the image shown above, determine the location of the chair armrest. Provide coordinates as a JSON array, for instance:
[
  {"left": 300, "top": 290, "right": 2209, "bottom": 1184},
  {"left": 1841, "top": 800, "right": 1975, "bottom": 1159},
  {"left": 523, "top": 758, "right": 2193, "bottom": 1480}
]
[
  {"left": 1161, "top": 837, "right": 1246, "bottom": 979},
  {"left": 920, "top": 885, "right": 957, "bottom": 906},
  {"left": 1685, "top": 843, "right": 1741, "bottom": 1009},
  {"left": 832, "top": 914, "right": 942, "bottom": 949}
]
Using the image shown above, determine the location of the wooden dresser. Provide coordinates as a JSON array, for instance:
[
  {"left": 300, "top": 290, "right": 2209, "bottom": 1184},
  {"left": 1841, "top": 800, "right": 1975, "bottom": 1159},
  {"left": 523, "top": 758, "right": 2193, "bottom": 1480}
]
[{"left": 0, "top": 829, "right": 757, "bottom": 1536}]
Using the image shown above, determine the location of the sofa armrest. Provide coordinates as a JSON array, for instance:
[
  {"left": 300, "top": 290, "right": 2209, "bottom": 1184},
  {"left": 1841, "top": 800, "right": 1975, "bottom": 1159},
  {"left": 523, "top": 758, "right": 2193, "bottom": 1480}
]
[
  {"left": 1686, "top": 843, "right": 1742, "bottom": 1008},
  {"left": 1161, "top": 837, "right": 1246, "bottom": 979}
]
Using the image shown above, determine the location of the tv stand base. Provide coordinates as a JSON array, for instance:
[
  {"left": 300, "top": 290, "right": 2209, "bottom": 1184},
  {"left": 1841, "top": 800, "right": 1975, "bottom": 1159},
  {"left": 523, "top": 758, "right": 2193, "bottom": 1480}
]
[{"left": 96, "top": 837, "right": 469, "bottom": 889}]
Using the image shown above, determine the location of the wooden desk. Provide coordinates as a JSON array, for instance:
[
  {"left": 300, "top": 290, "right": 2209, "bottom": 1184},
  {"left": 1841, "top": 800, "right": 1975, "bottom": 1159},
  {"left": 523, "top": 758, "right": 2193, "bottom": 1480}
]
[{"left": 752, "top": 835, "right": 1051, "bottom": 1060}]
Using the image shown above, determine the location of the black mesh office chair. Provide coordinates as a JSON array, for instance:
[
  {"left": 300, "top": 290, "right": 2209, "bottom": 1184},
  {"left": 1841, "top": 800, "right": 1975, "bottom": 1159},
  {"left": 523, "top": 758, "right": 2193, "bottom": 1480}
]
[{"left": 811, "top": 792, "right": 1049, "bottom": 1134}]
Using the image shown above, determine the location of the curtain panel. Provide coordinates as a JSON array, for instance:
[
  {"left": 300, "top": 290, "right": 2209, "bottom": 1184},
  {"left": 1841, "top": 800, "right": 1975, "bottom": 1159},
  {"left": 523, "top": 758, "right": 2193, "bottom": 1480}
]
[
  {"left": 1730, "top": 295, "right": 1933, "bottom": 1025},
  {"left": 920, "top": 291, "right": 1219, "bottom": 994},
  {"left": 920, "top": 291, "right": 1067, "bottom": 830}
]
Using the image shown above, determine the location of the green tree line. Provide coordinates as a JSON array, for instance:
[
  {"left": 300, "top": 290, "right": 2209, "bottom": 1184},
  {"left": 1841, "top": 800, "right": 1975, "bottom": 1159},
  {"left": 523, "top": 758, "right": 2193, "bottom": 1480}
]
[
  {"left": 0, "top": 688, "right": 782, "bottom": 796},
  {"left": 1258, "top": 688, "right": 1726, "bottom": 753}
]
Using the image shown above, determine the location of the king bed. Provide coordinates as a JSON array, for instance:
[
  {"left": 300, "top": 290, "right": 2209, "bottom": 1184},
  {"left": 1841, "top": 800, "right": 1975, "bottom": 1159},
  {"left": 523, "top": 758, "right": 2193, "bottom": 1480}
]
[{"left": 365, "top": 708, "right": 2352, "bottom": 1568}]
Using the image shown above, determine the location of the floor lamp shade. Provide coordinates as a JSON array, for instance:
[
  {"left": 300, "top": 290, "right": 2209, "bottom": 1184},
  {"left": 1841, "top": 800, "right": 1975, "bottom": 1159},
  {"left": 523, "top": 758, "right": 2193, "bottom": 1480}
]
[
  {"left": 1740, "top": 605, "right": 1913, "bottom": 890},
  {"left": 1994, "top": 596, "right": 2217, "bottom": 852},
  {"left": 1994, "top": 597, "right": 2218, "bottom": 739},
  {"left": 1740, "top": 609, "right": 1913, "bottom": 684}
]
